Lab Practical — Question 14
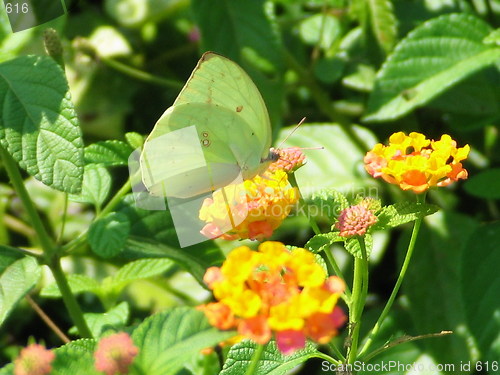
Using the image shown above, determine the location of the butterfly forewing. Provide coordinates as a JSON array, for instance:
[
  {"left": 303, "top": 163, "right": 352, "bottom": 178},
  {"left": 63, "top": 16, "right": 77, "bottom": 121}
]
[
  {"left": 141, "top": 103, "right": 263, "bottom": 198},
  {"left": 140, "top": 52, "right": 274, "bottom": 200},
  {"left": 173, "top": 52, "right": 272, "bottom": 158}
]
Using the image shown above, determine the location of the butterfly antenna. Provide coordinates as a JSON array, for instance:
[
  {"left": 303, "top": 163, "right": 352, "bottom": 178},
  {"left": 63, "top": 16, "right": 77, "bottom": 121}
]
[
  {"left": 277, "top": 117, "right": 306, "bottom": 149},
  {"left": 296, "top": 146, "right": 325, "bottom": 151}
]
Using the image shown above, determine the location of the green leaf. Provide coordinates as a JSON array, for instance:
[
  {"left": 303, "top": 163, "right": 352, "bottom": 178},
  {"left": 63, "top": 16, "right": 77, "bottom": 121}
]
[
  {"left": 367, "top": 0, "right": 397, "bottom": 53},
  {"left": 365, "top": 13, "right": 500, "bottom": 121},
  {"left": 84, "top": 140, "right": 133, "bottom": 167},
  {"left": 124, "top": 237, "right": 211, "bottom": 287},
  {"left": 461, "top": 222, "right": 500, "bottom": 370},
  {"left": 41, "top": 259, "right": 175, "bottom": 299},
  {"left": 110, "top": 258, "right": 175, "bottom": 286},
  {"left": 0, "top": 55, "right": 84, "bottom": 193},
  {"left": 308, "top": 188, "right": 350, "bottom": 222},
  {"left": 58, "top": 338, "right": 96, "bottom": 353},
  {"left": 125, "top": 132, "right": 144, "bottom": 150},
  {"left": 191, "top": 0, "right": 284, "bottom": 128},
  {"left": 40, "top": 274, "right": 101, "bottom": 298},
  {"left": 117, "top": 194, "right": 224, "bottom": 268},
  {"left": 88, "top": 212, "right": 130, "bottom": 258},
  {"left": 51, "top": 340, "right": 99, "bottom": 375},
  {"left": 71, "top": 302, "right": 129, "bottom": 338},
  {"left": 68, "top": 164, "right": 111, "bottom": 208},
  {"left": 132, "top": 307, "right": 235, "bottom": 374},
  {"left": 281, "top": 124, "right": 378, "bottom": 197},
  {"left": 345, "top": 234, "right": 373, "bottom": 258},
  {"left": 484, "top": 28, "right": 500, "bottom": 46},
  {"left": 374, "top": 202, "right": 438, "bottom": 229},
  {"left": 313, "top": 57, "right": 345, "bottom": 84},
  {"left": 342, "top": 64, "right": 376, "bottom": 92},
  {"left": 400, "top": 211, "right": 478, "bottom": 368},
  {"left": 464, "top": 168, "right": 500, "bottom": 199},
  {"left": 220, "top": 340, "right": 320, "bottom": 375},
  {"left": 0, "top": 256, "right": 41, "bottom": 326},
  {"left": 299, "top": 14, "right": 342, "bottom": 51},
  {"left": 305, "top": 232, "right": 344, "bottom": 253},
  {"left": 0, "top": 246, "right": 23, "bottom": 274}
]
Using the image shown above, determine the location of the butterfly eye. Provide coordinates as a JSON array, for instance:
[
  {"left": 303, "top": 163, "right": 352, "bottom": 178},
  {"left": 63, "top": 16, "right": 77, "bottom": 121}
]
[
  {"left": 202, "top": 131, "right": 209, "bottom": 137},
  {"left": 201, "top": 139, "right": 211, "bottom": 147}
]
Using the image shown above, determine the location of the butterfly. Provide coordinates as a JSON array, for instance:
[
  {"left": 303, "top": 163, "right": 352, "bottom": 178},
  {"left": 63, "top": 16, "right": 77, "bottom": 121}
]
[{"left": 140, "top": 52, "right": 278, "bottom": 199}]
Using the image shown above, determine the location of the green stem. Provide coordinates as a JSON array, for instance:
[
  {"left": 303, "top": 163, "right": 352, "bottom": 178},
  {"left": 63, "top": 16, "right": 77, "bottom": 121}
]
[
  {"left": 4, "top": 213, "right": 36, "bottom": 237},
  {"left": 61, "top": 179, "right": 132, "bottom": 254},
  {"left": 328, "top": 341, "right": 346, "bottom": 362},
  {"left": 56, "top": 193, "right": 69, "bottom": 244},
  {"left": 358, "top": 193, "right": 426, "bottom": 358},
  {"left": 324, "top": 248, "right": 352, "bottom": 301},
  {"left": 347, "top": 236, "right": 368, "bottom": 364},
  {"left": 100, "top": 57, "right": 184, "bottom": 90},
  {"left": 245, "top": 344, "right": 264, "bottom": 375},
  {"left": 0, "top": 244, "right": 42, "bottom": 259},
  {"left": 0, "top": 145, "right": 55, "bottom": 257},
  {"left": 0, "top": 145, "right": 91, "bottom": 338},
  {"left": 98, "top": 179, "right": 132, "bottom": 218},
  {"left": 315, "top": 351, "right": 342, "bottom": 365},
  {"left": 50, "top": 258, "right": 92, "bottom": 338},
  {"left": 359, "top": 238, "right": 369, "bottom": 315}
]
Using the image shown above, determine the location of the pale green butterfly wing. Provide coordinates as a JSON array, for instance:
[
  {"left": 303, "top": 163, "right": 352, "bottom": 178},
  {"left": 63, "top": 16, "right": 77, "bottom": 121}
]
[
  {"left": 173, "top": 52, "right": 272, "bottom": 156},
  {"left": 140, "top": 52, "right": 274, "bottom": 199},
  {"left": 141, "top": 103, "right": 265, "bottom": 198}
]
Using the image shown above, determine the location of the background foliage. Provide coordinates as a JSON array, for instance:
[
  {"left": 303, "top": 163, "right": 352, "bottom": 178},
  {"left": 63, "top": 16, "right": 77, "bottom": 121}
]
[{"left": 0, "top": 0, "right": 499, "bottom": 374}]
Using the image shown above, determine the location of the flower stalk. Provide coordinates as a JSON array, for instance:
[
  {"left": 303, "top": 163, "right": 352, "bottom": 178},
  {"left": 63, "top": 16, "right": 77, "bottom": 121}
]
[
  {"left": 346, "top": 236, "right": 369, "bottom": 364},
  {"left": 245, "top": 344, "right": 264, "bottom": 375},
  {"left": 358, "top": 193, "right": 426, "bottom": 359}
]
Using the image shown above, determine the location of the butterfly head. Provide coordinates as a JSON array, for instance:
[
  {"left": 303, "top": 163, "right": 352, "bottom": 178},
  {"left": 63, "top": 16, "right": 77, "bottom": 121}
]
[{"left": 263, "top": 148, "right": 280, "bottom": 164}]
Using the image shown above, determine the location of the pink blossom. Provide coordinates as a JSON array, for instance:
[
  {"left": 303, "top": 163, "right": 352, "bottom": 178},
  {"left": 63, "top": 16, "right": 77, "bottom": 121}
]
[
  {"left": 14, "top": 343, "right": 55, "bottom": 375},
  {"left": 94, "top": 333, "right": 138, "bottom": 375}
]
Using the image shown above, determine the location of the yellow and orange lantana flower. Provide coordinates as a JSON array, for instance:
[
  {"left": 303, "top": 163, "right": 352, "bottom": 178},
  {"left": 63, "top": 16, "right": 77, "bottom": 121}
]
[
  {"left": 199, "top": 149, "right": 304, "bottom": 241},
  {"left": 198, "top": 242, "right": 346, "bottom": 355},
  {"left": 364, "top": 132, "right": 469, "bottom": 193}
]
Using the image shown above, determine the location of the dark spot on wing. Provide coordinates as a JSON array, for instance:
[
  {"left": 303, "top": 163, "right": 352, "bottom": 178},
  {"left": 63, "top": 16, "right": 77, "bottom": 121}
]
[{"left": 236, "top": 105, "right": 243, "bottom": 112}]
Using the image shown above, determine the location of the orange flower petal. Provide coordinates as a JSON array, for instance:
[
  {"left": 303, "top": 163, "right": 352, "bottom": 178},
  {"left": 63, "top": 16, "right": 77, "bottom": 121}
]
[{"left": 238, "top": 316, "right": 272, "bottom": 345}]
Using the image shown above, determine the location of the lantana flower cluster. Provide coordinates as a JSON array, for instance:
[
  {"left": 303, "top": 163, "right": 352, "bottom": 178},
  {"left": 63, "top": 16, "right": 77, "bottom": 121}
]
[
  {"left": 14, "top": 344, "right": 55, "bottom": 375},
  {"left": 199, "top": 242, "right": 346, "bottom": 355},
  {"left": 94, "top": 332, "right": 139, "bottom": 375},
  {"left": 267, "top": 147, "right": 306, "bottom": 173},
  {"left": 364, "top": 132, "right": 469, "bottom": 193},
  {"left": 199, "top": 149, "right": 303, "bottom": 241},
  {"left": 335, "top": 200, "right": 378, "bottom": 238}
]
